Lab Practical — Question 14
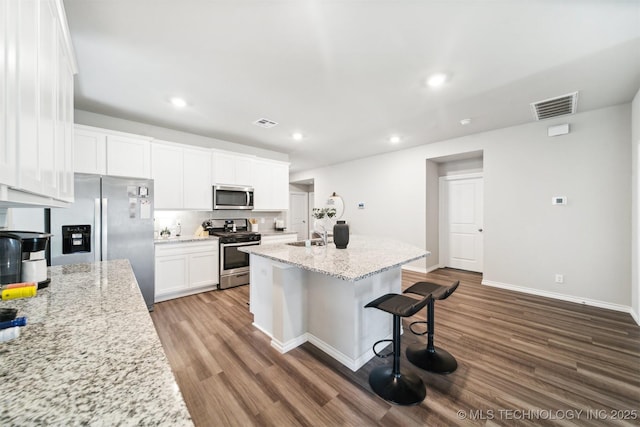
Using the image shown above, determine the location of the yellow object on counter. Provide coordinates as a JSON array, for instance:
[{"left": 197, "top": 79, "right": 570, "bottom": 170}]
[
  {"left": 1, "top": 285, "right": 37, "bottom": 300},
  {"left": 195, "top": 226, "right": 208, "bottom": 237}
]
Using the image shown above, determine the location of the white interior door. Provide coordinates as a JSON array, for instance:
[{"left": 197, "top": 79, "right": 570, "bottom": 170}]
[
  {"left": 289, "top": 192, "right": 309, "bottom": 240},
  {"left": 440, "top": 174, "right": 484, "bottom": 272}
]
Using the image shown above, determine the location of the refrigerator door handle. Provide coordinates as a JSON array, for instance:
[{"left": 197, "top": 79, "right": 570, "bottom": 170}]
[
  {"left": 102, "top": 198, "right": 108, "bottom": 261},
  {"left": 94, "top": 198, "right": 101, "bottom": 262}
]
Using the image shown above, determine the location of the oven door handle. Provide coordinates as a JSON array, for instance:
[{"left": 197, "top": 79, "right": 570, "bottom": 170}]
[{"left": 221, "top": 241, "right": 261, "bottom": 248}]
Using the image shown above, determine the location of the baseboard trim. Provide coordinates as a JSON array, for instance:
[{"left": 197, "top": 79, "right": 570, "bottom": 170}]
[
  {"left": 482, "top": 279, "right": 633, "bottom": 315},
  {"left": 630, "top": 308, "right": 639, "bottom": 326},
  {"left": 401, "top": 265, "right": 426, "bottom": 274},
  {"left": 270, "top": 333, "right": 308, "bottom": 354},
  {"left": 402, "top": 264, "right": 443, "bottom": 274}
]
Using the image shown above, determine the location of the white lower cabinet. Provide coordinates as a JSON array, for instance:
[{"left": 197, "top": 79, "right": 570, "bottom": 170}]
[
  {"left": 261, "top": 233, "right": 298, "bottom": 245},
  {"left": 155, "top": 240, "right": 219, "bottom": 302}
]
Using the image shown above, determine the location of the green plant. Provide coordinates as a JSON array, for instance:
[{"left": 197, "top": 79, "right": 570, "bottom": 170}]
[{"left": 312, "top": 208, "right": 336, "bottom": 219}]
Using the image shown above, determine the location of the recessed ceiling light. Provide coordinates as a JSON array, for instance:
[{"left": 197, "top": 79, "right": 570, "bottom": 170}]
[
  {"left": 426, "top": 73, "right": 447, "bottom": 88},
  {"left": 292, "top": 132, "right": 304, "bottom": 141},
  {"left": 460, "top": 118, "right": 472, "bottom": 125},
  {"left": 389, "top": 135, "right": 401, "bottom": 144},
  {"left": 170, "top": 97, "right": 187, "bottom": 108}
]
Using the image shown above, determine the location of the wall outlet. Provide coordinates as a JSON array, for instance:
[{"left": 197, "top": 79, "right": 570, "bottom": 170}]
[
  {"left": 260, "top": 218, "right": 265, "bottom": 224},
  {"left": 555, "top": 274, "right": 564, "bottom": 284}
]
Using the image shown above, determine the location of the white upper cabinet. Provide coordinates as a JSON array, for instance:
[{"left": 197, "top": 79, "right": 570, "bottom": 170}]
[
  {"left": 73, "top": 125, "right": 152, "bottom": 179},
  {"left": 106, "top": 134, "right": 152, "bottom": 178},
  {"left": 253, "top": 159, "right": 290, "bottom": 211},
  {"left": 151, "top": 142, "right": 184, "bottom": 209},
  {"left": 55, "top": 30, "right": 75, "bottom": 202},
  {"left": 0, "top": 0, "right": 77, "bottom": 206},
  {"left": 74, "top": 125, "right": 107, "bottom": 175},
  {"left": 0, "top": 0, "right": 16, "bottom": 187},
  {"left": 212, "top": 151, "right": 254, "bottom": 187},
  {"left": 183, "top": 147, "right": 212, "bottom": 210},
  {"left": 151, "top": 141, "right": 212, "bottom": 210}
]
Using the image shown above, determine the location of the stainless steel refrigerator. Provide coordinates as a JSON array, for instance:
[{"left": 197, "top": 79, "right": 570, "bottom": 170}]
[{"left": 46, "top": 173, "right": 155, "bottom": 310}]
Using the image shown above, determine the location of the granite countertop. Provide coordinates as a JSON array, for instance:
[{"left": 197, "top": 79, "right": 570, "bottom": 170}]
[
  {"left": 154, "top": 235, "right": 219, "bottom": 244},
  {"left": 0, "top": 260, "right": 193, "bottom": 426},
  {"left": 240, "top": 235, "right": 428, "bottom": 282},
  {"left": 259, "top": 230, "right": 298, "bottom": 236}
]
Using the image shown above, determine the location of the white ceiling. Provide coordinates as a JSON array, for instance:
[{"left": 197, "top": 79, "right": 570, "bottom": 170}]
[{"left": 64, "top": 0, "right": 640, "bottom": 173}]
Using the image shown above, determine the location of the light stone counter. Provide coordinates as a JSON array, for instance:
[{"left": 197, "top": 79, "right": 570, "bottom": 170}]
[
  {"left": 240, "top": 234, "right": 427, "bottom": 281},
  {"left": 242, "top": 235, "right": 428, "bottom": 371},
  {"left": 258, "top": 230, "right": 298, "bottom": 236},
  {"left": 155, "top": 235, "right": 218, "bottom": 244},
  {"left": 0, "top": 260, "right": 193, "bottom": 426}
]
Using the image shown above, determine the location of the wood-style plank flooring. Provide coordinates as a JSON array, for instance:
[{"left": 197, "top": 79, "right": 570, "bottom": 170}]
[{"left": 150, "top": 268, "right": 640, "bottom": 426}]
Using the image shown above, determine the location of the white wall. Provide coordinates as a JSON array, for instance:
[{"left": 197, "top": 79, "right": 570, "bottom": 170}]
[
  {"left": 291, "top": 104, "right": 632, "bottom": 310},
  {"left": 6, "top": 208, "right": 46, "bottom": 231},
  {"left": 74, "top": 110, "right": 289, "bottom": 162},
  {"left": 632, "top": 89, "right": 640, "bottom": 323}
]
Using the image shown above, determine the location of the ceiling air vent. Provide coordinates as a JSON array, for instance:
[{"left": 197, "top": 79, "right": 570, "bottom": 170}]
[
  {"left": 530, "top": 91, "right": 578, "bottom": 121},
  {"left": 253, "top": 118, "right": 279, "bottom": 128}
]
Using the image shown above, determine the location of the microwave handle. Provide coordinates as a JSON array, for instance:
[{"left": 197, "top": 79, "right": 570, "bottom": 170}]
[{"left": 246, "top": 191, "right": 251, "bottom": 207}]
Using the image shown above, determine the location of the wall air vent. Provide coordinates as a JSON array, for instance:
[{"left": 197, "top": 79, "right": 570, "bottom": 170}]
[
  {"left": 253, "top": 118, "right": 279, "bottom": 128},
  {"left": 530, "top": 91, "right": 578, "bottom": 121}
]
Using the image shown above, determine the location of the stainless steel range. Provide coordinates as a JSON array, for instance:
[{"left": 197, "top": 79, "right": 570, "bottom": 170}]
[{"left": 203, "top": 219, "right": 261, "bottom": 289}]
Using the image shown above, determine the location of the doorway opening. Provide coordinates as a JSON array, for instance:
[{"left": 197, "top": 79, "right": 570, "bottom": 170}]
[
  {"left": 426, "top": 151, "right": 484, "bottom": 273},
  {"left": 289, "top": 179, "right": 315, "bottom": 240}
]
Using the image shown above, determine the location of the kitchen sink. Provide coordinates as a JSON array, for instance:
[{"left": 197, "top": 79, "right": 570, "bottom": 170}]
[{"left": 286, "top": 240, "right": 325, "bottom": 247}]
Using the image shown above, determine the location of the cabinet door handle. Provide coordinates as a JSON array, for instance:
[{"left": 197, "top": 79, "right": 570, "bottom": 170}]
[{"left": 478, "top": 228, "right": 483, "bottom": 232}]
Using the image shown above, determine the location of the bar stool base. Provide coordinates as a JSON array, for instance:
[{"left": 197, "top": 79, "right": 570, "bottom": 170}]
[
  {"left": 406, "top": 344, "right": 458, "bottom": 374},
  {"left": 368, "top": 366, "right": 426, "bottom": 405}
]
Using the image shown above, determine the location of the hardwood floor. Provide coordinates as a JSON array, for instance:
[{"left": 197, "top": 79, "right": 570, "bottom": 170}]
[{"left": 150, "top": 269, "right": 640, "bottom": 426}]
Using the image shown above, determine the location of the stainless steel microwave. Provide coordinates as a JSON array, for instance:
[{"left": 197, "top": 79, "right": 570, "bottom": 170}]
[{"left": 213, "top": 185, "right": 254, "bottom": 210}]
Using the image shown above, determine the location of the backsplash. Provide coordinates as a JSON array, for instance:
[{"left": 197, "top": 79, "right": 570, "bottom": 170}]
[{"left": 154, "top": 210, "right": 287, "bottom": 237}]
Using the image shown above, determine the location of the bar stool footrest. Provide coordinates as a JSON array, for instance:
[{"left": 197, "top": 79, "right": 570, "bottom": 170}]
[
  {"left": 372, "top": 339, "right": 393, "bottom": 358},
  {"left": 369, "top": 365, "right": 426, "bottom": 405},
  {"left": 408, "top": 320, "right": 428, "bottom": 336}
]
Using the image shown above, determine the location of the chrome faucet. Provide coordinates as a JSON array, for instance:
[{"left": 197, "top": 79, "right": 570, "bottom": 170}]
[{"left": 321, "top": 230, "right": 328, "bottom": 246}]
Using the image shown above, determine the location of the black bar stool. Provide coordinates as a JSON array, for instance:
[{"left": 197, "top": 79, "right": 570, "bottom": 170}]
[
  {"left": 403, "top": 281, "right": 460, "bottom": 374},
  {"left": 364, "top": 292, "right": 431, "bottom": 405}
]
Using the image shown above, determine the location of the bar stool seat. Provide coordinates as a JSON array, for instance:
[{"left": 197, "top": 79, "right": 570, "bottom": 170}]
[
  {"left": 403, "top": 281, "right": 459, "bottom": 374},
  {"left": 365, "top": 292, "right": 431, "bottom": 405}
]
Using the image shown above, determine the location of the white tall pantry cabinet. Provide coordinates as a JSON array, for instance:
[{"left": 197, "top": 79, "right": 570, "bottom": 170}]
[{"left": 0, "top": 0, "right": 76, "bottom": 205}]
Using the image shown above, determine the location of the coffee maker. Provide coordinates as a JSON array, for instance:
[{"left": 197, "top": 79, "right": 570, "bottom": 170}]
[
  {"left": 0, "top": 231, "right": 52, "bottom": 288},
  {"left": 0, "top": 233, "right": 22, "bottom": 285}
]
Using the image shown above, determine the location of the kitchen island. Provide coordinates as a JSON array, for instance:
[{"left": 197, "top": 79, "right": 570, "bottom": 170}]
[
  {"left": 241, "top": 235, "right": 428, "bottom": 371},
  {"left": 0, "top": 260, "right": 192, "bottom": 426}
]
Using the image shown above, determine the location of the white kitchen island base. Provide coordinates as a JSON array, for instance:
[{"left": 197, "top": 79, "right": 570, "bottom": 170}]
[
  {"left": 242, "top": 235, "right": 428, "bottom": 371},
  {"left": 250, "top": 254, "right": 403, "bottom": 371}
]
